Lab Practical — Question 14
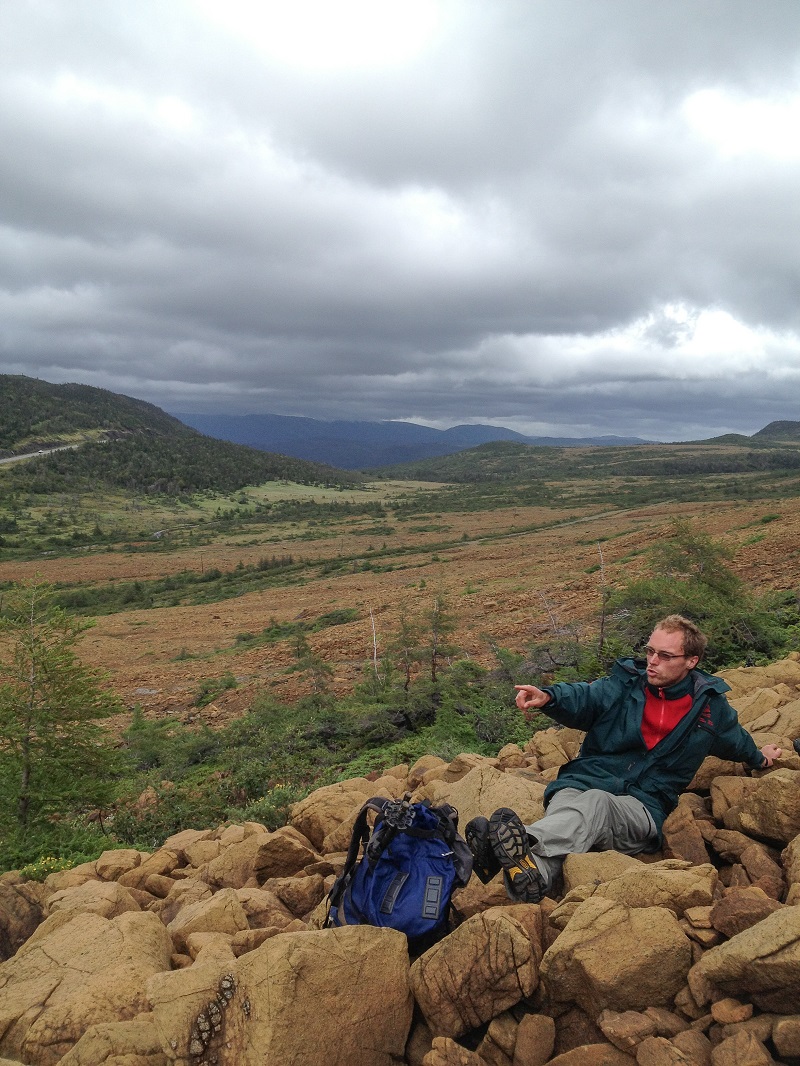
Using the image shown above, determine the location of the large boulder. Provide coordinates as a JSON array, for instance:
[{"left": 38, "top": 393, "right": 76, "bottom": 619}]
[
  {"left": 203, "top": 828, "right": 270, "bottom": 889},
  {"left": 226, "top": 926, "right": 413, "bottom": 1065},
  {"left": 253, "top": 825, "right": 321, "bottom": 881},
  {"left": 420, "top": 763, "right": 545, "bottom": 828},
  {"left": 410, "top": 908, "right": 538, "bottom": 1038},
  {"left": 540, "top": 897, "right": 692, "bottom": 1017},
  {"left": 289, "top": 780, "right": 374, "bottom": 850},
  {"left": 0, "top": 910, "right": 172, "bottom": 1065},
  {"left": 689, "top": 905, "right": 800, "bottom": 1013},
  {"left": 723, "top": 768, "right": 800, "bottom": 844},
  {"left": 167, "top": 887, "right": 249, "bottom": 952}
]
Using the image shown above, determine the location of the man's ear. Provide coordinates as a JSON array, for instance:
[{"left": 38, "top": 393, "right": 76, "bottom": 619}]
[{"left": 687, "top": 656, "right": 700, "bottom": 671}]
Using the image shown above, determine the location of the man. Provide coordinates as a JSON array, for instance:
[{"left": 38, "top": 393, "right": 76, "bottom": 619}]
[{"left": 466, "top": 614, "right": 782, "bottom": 902}]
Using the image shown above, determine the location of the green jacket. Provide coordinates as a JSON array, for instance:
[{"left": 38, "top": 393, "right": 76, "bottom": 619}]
[{"left": 540, "top": 658, "right": 766, "bottom": 840}]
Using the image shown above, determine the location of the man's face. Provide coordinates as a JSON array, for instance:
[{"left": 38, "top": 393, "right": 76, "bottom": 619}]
[{"left": 644, "top": 627, "right": 699, "bottom": 688}]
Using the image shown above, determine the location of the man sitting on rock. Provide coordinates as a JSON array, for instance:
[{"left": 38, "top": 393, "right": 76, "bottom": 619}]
[{"left": 466, "top": 614, "right": 782, "bottom": 903}]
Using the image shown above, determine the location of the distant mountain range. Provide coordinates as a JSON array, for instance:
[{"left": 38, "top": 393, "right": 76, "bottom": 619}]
[{"left": 172, "top": 412, "right": 652, "bottom": 470}]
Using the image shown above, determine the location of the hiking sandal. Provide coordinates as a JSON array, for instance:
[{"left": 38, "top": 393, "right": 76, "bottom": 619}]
[
  {"left": 488, "top": 807, "right": 545, "bottom": 903},
  {"left": 464, "top": 816, "right": 501, "bottom": 884}
]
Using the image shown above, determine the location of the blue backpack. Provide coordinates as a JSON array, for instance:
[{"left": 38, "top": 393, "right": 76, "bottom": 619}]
[{"left": 325, "top": 794, "right": 473, "bottom": 953}]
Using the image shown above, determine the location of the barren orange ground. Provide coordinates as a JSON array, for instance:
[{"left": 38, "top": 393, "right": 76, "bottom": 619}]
[{"left": 2, "top": 493, "right": 798, "bottom": 731}]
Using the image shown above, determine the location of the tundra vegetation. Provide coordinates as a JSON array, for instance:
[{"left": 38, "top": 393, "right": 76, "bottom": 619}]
[{"left": 1, "top": 380, "right": 800, "bottom": 873}]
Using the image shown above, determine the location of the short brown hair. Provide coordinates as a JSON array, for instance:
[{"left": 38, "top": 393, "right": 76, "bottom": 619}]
[{"left": 654, "top": 615, "right": 707, "bottom": 660}]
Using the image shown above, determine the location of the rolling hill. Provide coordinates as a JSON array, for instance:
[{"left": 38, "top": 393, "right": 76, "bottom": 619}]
[
  {"left": 173, "top": 410, "right": 651, "bottom": 469},
  {"left": 0, "top": 375, "right": 359, "bottom": 494}
]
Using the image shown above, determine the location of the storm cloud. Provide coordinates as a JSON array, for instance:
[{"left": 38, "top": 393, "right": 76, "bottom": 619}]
[{"left": 1, "top": 0, "right": 799, "bottom": 441}]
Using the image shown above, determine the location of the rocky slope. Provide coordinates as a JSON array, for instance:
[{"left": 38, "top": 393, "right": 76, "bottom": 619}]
[{"left": 2, "top": 658, "right": 800, "bottom": 1065}]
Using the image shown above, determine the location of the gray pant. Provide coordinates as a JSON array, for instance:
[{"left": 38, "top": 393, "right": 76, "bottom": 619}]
[{"left": 524, "top": 788, "right": 658, "bottom": 893}]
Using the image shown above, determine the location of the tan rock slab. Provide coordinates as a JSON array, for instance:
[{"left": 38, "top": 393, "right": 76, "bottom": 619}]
[
  {"left": 540, "top": 897, "right": 692, "bottom": 1016},
  {"left": 477, "top": 1010, "right": 518, "bottom": 1065},
  {"left": 597, "top": 1008, "right": 657, "bottom": 1051},
  {"left": 94, "top": 849, "right": 144, "bottom": 881},
  {"left": 421, "top": 763, "right": 545, "bottom": 829},
  {"left": 421, "top": 1035, "right": 483, "bottom": 1065},
  {"left": 253, "top": 825, "right": 321, "bottom": 880},
  {"left": 773, "top": 1015, "right": 800, "bottom": 1058},
  {"left": 289, "top": 779, "right": 374, "bottom": 849},
  {"left": 56, "top": 1014, "right": 166, "bottom": 1066},
  {"left": 691, "top": 905, "right": 800, "bottom": 1013},
  {"left": 45, "top": 880, "right": 141, "bottom": 920},
  {"left": 724, "top": 768, "right": 800, "bottom": 844},
  {"left": 0, "top": 910, "right": 172, "bottom": 1065},
  {"left": 709, "top": 1029, "right": 773, "bottom": 1065},
  {"left": 561, "top": 851, "right": 642, "bottom": 893},
  {"left": 410, "top": 908, "right": 537, "bottom": 1038},
  {"left": 227, "top": 926, "right": 413, "bottom": 1065},
  {"left": 671, "top": 1029, "right": 712, "bottom": 1065},
  {"left": 0, "top": 880, "right": 48, "bottom": 962},
  {"left": 167, "top": 887, "right": 248, "bottom": 952},
  {"left": 634, "top": 1035, "right": 693, "bottom": 1064},
  {"left": 203, "top": 829, "right": 269, "bottom": 889},
  {"left": 512, "top": 1013, "right": 555, "bottom": 1066}
]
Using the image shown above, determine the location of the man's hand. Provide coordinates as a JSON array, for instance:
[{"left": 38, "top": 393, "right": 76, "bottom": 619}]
[
  {"left": 515, "top": 685, "right": 552, "bottom": 711},
  {"left": 760, "top": 743, "right": 782, "bottom": 767}
]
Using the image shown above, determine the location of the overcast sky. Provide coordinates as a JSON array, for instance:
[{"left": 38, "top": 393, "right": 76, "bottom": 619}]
[{"left": 2, "top": 1, "right": 800, "bottom": 441}]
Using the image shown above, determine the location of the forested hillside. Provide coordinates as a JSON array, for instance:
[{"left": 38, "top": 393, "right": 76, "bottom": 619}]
[
  {"left": 0, "top": 375, "right": 359, "bottom": 496},
  {"left": 0, "top": 375, "right": 186, "bottom": 452}
]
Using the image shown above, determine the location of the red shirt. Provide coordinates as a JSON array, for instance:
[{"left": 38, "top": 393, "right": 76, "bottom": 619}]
[{"left": 641, "top": 685, "right": 693, "bottom": 750}]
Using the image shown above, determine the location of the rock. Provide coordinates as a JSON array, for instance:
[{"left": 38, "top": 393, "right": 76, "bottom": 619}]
[
  {"left": 671, "top": 1029, "right": 713, "bottom": 1065},
  {"left": 117, "top": 850, "right": 180, "bottom": 891},
  {"left": 422, "top": 763, "right": 545, "bottom": 828},
  {"left": 547, "top": 1044, "right": 633, "bottom": 1065},
  {"left": 597, "top": 1008, "right": 658, "bottom": 1051},
  {"left": 709, "top": 1030, "right": 773, "bottom": 1065},
  {"left": 688, "top": 758, "right": 740, "bottom": 792},
  {"left": 773, "top": 1015, "right": 800, "bottom": 1059},
  {"left": 476, "top": 1010, "right": 518, "bottom": 1065},
  {"left": 782, "top": 831, "right": 800, "bottom": 887},
  {"left": 410, "top": 908, "right": 537, "bottom": 1038},
  {"left": 691, "top": 905, "right": 800, "bottom": 1012},
  {"left": 661, "top": 800, "right": 712, "bottom": 866},
  {"left": 710, "top": 777, "right": 761, "bottom": 822},
  {"left": 561, "top": 851, "right": 642, "bottom": 893},
  {"left": 226, "top": 926, "right": 412, "bottom": 1065},
  {"left": 252, "top": 825, "right": 321, "bottom": 880},
  {"left": 421, "top": 1036, "right": 483, "bottom": 1065},
  {"left": 0, "top": 880, "right": 47, "bottom": 961},
  {"left": 234, "top": 885, "right": 294, "bottom": 929},
  {"left": 149, "top": 877, "right": 213, "bottom": 925},
  {"left": 167, "top": 887, "right": 249, "bottom": 952},
  {"left": 57, "top": 1014, "right": 166, "bottom": 1065},
  {"left": 724, "top": 769, "right": 800, "bottom": 844},
  {"left": 94, "top": 849, "right": 144, "bottom": 881},
  {"left": 711, "top": 998, "right": 753, "bottom": 1024},
  {"left": 0, "top": 910, "right": 172, "bottom": 1065},
  {"left": 512, "top": 1013, "right": 555, "bottom": 1066},
  {"left": 635, "top": 1035, "right": 693, "bottom": 1064},
  {"left": 289, "top": 780, "right": 374, "bottom": 849},
  {"left": 553, "top": 1006, "right": 606, "bottom": 1055},
  {"left": 203, "top": 828, "right": 270, "bottom": 889},
  {"left": 46, "top": 879, "right": 141, "bottom": 920},
  {"left": 540, "top": 897, "right": 692, "bottom": 1016},
  {"left": 147, "top": 940, "right": 237, "bottom": 1061}
]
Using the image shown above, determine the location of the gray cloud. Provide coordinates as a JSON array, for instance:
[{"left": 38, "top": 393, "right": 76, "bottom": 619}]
[{"left": 1, "top": 0, "right": 800, "bottom": 443}]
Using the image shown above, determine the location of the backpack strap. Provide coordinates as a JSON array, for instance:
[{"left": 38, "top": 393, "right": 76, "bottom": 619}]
[{"left": 324, "top": 797, "right": 390, "bottom": 922}]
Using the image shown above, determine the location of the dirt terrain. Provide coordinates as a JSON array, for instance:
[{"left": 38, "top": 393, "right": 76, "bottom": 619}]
[{"left": 2, "top": 490, "right": 799, "bottom": 730}]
